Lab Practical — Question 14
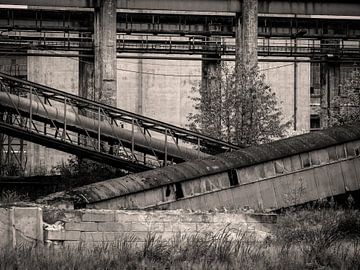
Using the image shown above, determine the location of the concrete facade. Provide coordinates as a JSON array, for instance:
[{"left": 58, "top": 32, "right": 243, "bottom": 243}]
[
  {"left": 236, "top": 0, "right": 258, "bottom": 70},
  {"left": 26, "top": 52, "right": 78, "bottom": 174},
  {"left": 260, "top": 59, "right": 311, "bottom": 132},
  {"left": 0, "top": 207, "right": 276, "bottom": 248},
  {"left": 43, "top": 209, "right": 276, "bottom": 246},
  {"left": 0, "top": 207, "right": 43, "bottom": 249},
  {"left": 8, "top": 54, "right": 310, "bottom": 174},
  {"left": 94, "top": 0, "right": 117, "bottom": 106}
]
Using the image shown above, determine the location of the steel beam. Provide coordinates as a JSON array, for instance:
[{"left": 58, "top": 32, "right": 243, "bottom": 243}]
[
  {"left": 2, "top": 9, "right": 360, "bottom": 39},
  {"left": 0, "top": 121, "right": 151, "bottom": 172},
  {"left": 1, "top": 0, "right": 360, "bottom": 16}
]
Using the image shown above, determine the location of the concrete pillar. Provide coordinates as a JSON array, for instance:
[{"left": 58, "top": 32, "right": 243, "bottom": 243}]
[
  {"left": 201, "top": 54, "right": 222, "bottom": 136},
  {"left": 94, "top": 0, "right": 117, "bottom": 106},
  {"left": 319, "top": 40, "right": 341, "bottom": 128},
  {"left": 320, "top": 59, "right": 340, "bottom": 128},
  {"left": 201, "top": 54, "right": 221, "bottom": 94},
  {"left": 78, "top": 56, "right": 94, "bottom": 100},
  {"left": 78, "top": 33, "right": 94, "bottom": 100},
  {"left": 235, "top": 0, "right": 258, "bottom": 72}
]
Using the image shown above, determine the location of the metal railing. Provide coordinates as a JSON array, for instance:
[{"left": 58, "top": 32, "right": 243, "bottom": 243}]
[
  {"left": 0, "top": 72, "right": 240, "bottom": 172},
  {"left": 1, "top": 32, "right": 360, "bottom": 58}
]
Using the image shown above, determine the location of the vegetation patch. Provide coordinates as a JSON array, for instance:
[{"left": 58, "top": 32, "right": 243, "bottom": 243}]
[{"left": 1, "top": 208, "right": 360, "bottom": 269}]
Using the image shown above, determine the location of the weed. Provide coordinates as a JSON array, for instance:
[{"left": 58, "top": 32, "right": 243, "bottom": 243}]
[{"left": 1, "top": 209, "right": 360, "bottom": 269}]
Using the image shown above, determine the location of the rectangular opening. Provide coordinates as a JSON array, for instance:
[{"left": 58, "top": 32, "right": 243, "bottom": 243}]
[
  {"left": 310, "top": 86, "right": 315, "bottom": 95},
  {"left": 310, "top": 114, "right": 321, "bottom": 130},
  {"left": 175, "top": 183, "right": 184, "bottom": 199},
  {"left": 228, "top": 169, "right": 239, "bottom": 186}
]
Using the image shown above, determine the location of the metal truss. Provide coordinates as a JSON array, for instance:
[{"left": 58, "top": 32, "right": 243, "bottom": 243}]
[
  {"left": 1, "top": 31, "right": 359, "bottom": 60},
  {"left": 1, "top": 9, "right": 360, "bottom": 39},
  {"left": 0, "top": 72, "right": 240, "bottom": 175}
]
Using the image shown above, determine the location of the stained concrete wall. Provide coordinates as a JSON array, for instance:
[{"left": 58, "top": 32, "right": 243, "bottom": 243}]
[
  {"left": 43, "top": 209, "right": 275, "bottom": 246},
  {"left": 117, "top": 57, "right": 310, "bottom": 131},
  {"left": 260, "top": 59, "right": 311, "bottom": 132},
  {"left": 0, "top": 207, "right": 43, "bottom": 249},
  {"left": 117, "top": 56, "right": 200, "bottom": 127},
  {"left": 0, "top": 207, "right": 275, "bottom": 248},
  {"left": 26, "top": 52, "right": 78, "bottom": 174},
  {"left": 23, "top": 54, "right": 310, "bottom": 173}
]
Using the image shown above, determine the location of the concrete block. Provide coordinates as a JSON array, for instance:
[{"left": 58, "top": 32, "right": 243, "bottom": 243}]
[
  {"left": 0, "top": 208, "right": 12, "bottom": 249},
  {"left": 82, "top": 211, "right": 115, "bottom": 222},
  {"left": 212, "top": 213, "right": 241, "bottom": 224},
  {"left": 115, "top": 211, "right": 144, "bottom": 222},
  {"left": 131, "top": 222, "right": 164, "bottom": 232},
  {"left": 97, "top": 222, "right": 131, "bottom": 232},
  {"left": 200, "top": 223, "right": 231, "bottom": 234},
  {"left": 246, "top": 214, "right": 277, "bottom": 224},
  {"left": 13, "top": 207, "right": 43, "bottom": 244},
  {"left": 46, "top": 230, "right": 81, "bottom": 241},
  {"left": 65, "top": 222, "right": 98, "bottom": 232},
  {"left": 170, "top": 222, "right": 197, "bottom": 232},
  {"left": 81, "top": 232, "right": 144, "bottom": 242},
  {"left": 180, "top": 213, "right": 213, "bottom": 223}
]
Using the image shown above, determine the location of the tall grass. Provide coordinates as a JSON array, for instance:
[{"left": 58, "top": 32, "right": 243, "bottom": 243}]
[{"left": 1, "top": 209, "right": 360, "bottom": 269}]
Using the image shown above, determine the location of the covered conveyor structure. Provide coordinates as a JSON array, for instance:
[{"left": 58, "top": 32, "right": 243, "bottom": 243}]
[
  {"left": 39, "top": 123, "right": 360, "bottom": 211},
  {"left": 0, "top": 72, "right": 240, "bottom": 172}
]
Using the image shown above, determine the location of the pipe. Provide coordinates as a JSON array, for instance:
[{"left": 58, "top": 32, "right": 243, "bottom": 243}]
[{"left": 0, "top": 92, "right": 210, "bottom": 161}]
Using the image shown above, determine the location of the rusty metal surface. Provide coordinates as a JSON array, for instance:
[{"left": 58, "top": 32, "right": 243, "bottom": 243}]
[{"left": 38, "top": 123, "right": 360, "bottom": 205}]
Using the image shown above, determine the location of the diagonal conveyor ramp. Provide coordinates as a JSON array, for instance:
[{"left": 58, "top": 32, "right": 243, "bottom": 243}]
[
  {"left": 0, "top": 72, "right": 240, "bottom": 172},
  {"left": 38, "top": 123, "right": 360, "bottom": 211}
]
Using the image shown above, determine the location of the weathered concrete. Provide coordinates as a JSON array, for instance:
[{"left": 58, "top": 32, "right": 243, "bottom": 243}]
[
  {"left": 320, "top": 58, "right": 340, "bottom": 128},
  {"left": 43, "top": 209, "right": 275, "bottom": 246},
  {"left": 94, "top": 0, "right": 117, "bottom": 106},
  {"left": 27, "top": 52, "right": 78, "bottom": 174},
  {"left": 260, "top": 59, "right": 310, "bottom": 132},
  {"left": 0, "top": 207, "right": 43, "bottom": 248},
  {"left": 0, "top": 206, "right": 276, "bottom": 248},
  {"left": 78, "top": 45, "right": 94, "bottom": 100},
  {"left": 117, "top": 57, "right": 200, "bottom": 127},
  {"left": 38, "top": 124, "right": 360, "bottom": 211},
  {"left": 235, "top": 0, "right": 258, "bottom": 71}
]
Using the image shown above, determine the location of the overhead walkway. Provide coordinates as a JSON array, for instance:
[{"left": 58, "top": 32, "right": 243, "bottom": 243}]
[
  {"left": 1, "top": 33, "right": 360, "bottom": 60},
  {"left": 0, "top": 72, "right": 240, "bottom": 172},
  {"left": 38, "top": 124, "right": 360, "bottom": 211}
]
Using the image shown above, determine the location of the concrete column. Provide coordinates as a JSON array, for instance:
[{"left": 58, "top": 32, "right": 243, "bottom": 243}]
[
  {"left": 201, "top": 54, "right": 222, "bottom": 136},
  {"left": 319, "top": 40, "right": 341, "bottom": 128},
  {"left": 137, "top": 58, "right": 144, "bottom": 115},
  {"left": 94, "top": 0, "right": 117, "bottom": 106},
  {"left": 235, "top": 0, "right": 258, "bottom": 72},
  {"left": 78, "top": 55, "right": 94, "bottom": 100},
  {"left": 201, "top": 54, "right": 221, "bottom": 94},
  {"left": 320, "top": 59, "right": 340, "bottom": 128}
]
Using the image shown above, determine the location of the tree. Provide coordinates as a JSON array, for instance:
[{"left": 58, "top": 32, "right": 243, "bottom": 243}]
[
  {"left": 187, "top": 63, "right": 291, "bottom": 146},
  {"left": 327, "top": 68, "right": 360, "bottom": 127}
]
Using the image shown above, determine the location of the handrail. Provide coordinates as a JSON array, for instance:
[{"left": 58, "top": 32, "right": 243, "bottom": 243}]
[{"left": 0, "top": 72, "right": 240, "bottom": 151}]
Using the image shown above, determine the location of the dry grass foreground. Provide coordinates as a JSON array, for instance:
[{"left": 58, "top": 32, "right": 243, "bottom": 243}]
[{"left": 1, "top": 207, "right": 360, "bottom": 269}]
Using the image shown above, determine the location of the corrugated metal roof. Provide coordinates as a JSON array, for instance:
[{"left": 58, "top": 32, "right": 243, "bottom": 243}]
[{"left": 38, "top": 123, "right": 360, "bottom": 205}]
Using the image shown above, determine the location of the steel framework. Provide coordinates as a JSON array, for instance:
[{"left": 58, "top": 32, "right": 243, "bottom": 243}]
[{"left": 0, "top": 72, "right": 240, "bottom": 175}]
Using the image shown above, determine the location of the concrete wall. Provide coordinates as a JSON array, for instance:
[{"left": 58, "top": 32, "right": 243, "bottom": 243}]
[
  {"left": 26, "top": 52, "right": 78, "bottom": 174},
  {"left": 117, "top": 56, "right": 200, "bottom": 127},
  {"left": 260, "top": 59, "right": 310, "bottom": 132},
  {"left": 118, "top": 57, "right": 310, "bottom": 131},
  {"left": 22, "top": 54, "right": 310, "bottom": 174},
  {"left": 43, "top": 209, "right": 275, "bottom": 246},
  {"left": 0, "top": 207, "right": 43, "bottom": 249},
  {"left": 0, "top": 207, "right": 276, "bottom": 248}
]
